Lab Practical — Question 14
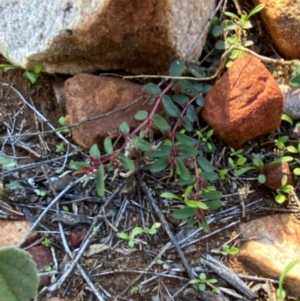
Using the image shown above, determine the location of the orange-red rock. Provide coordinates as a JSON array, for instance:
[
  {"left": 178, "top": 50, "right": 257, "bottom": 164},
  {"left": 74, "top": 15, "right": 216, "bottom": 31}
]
[
  {"left": 65, "top": 74, "right": 162, "bottom": 149},
  {"left": 201, "top": 55, "right": 283, "bottom": 149},
  {"left": 263, "top": 161, "right": 293, "bottom": 190},
  {"left": 237, "top": 214, "right": 300, "bottom": 297},
  {"left": 252, "top": 0, "right": 300, "bottom": 59}
]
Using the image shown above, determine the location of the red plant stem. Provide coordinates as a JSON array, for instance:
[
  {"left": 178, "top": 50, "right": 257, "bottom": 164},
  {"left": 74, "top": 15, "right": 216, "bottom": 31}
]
[
  {"left": 92, "top": 82, "right": 174, "bottom": 167},
  {"left": 169, "top": 95, "right": 198, "bottom": 157}
]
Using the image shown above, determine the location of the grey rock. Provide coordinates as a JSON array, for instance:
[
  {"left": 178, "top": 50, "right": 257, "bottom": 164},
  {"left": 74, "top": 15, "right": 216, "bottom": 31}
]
[{"left": 0, "top": 0, "right": 216, "bottom": 75}]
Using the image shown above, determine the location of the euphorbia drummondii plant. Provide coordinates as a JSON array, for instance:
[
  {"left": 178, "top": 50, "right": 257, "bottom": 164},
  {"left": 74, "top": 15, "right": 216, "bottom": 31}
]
[{"left": 69, "top": 59, "right": 223, "bottom": 228}]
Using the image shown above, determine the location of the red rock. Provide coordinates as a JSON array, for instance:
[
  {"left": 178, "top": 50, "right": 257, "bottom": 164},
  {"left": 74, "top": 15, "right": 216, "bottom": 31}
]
[
  {"left": 27, "top": 245, "right": 53, "bottom": 288},
  {"left": 263, "top": 162, "right": 293, "bottom": 190},
  {"left": 69, "top": 229, "right": 86, "bottom": 249},
  {"left": 237, "top": 214, "right": 300, "bottom": 297},
  {"left": 201, "top": 55, "right": 283, "bottom": 149},
  {"left": 65, "top": 74, "right": 164, "bottom": 149},
  {"left": 253, "top": 0, "right": 300, "bottom": 59}
]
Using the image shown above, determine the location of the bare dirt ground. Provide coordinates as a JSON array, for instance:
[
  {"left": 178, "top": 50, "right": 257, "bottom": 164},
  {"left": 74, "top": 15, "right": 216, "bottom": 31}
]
[{"left": 1, "top": 1, "right": 300, "bottom": 301}]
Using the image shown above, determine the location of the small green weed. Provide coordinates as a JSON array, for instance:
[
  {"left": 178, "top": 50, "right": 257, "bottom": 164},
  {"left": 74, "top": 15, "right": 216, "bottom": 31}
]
[
  {"left": 0, "top": 53, "right": 42, "bottom": 84},
  {"left": 189, "top": 272, "right": 219, "bottom": 293},
  {"left": 222, "top": 244, "right": 239, "bottom": 256},
  {"left": 277, "top": 258, "right": 300, "bottom": 300},
  {"left": 118, "top": 223, "right": 161, "bottom": 248}
]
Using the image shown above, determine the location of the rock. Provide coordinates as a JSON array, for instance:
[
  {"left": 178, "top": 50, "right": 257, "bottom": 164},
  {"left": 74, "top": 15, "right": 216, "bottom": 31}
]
[
  {"left": 0, "top": 220, "right": 31, "bottom": 247},
  {"left": 237, "top": 214, "right": 300, "bottom": 298},
  {"left": 27, "top": 245, "right": 53, "bottom": 288},
  {"left": 0, "top": 1, "right": 215, "bottom": 75},
  {"left": 65, "top": 74, "right": 164, "bottom": 149},
  {"left": 201, "top": 55, "right": 283, "bottom": 149},
  {"left": 263, "top": 162, "right": 293, "bottom": 190},
  {"left": 279, "top": 82, "right": 300, "bottom": 120},
  {"left": 252, "top": 0, "right": 300, "bottom": 59}
]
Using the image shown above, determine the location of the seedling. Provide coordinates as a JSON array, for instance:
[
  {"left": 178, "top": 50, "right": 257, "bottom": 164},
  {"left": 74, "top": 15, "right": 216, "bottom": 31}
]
[
  {"left": 56, "top": 143, "right": 65, "bottom": 153},
  {"left": 57, "top": 116, "right": 71, "bottom": 135},
  {"left": 161, "top": 185, "right": 222, "bottom": 232},
  {"left": 0, "top": 53, "right": 42, "bottom": 84},
  {"left": 277, "top": 258, "right": 300, "bottom": 300},
  {"left": 274, "top": 175, "right": 294, "bottom": 204},
  {"left": 189, "top": 272, "right": 219, "bottom": 293},
  {"left": 41, "top": 237, "right": 51, "bottom": 247},
  {"left": 222, "top": 244, "right": 239, "bottom": 256},
  {"left": 211, "top": 4, "right": 265, "bottom": 66},
  {"left": 118, "top": 223, "right": 161, "bottom": 248}
]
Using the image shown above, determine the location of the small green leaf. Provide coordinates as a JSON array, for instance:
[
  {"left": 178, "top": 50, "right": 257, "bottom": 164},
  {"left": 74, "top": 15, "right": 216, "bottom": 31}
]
[
  {"left": 132, "top": 136, "right": 152, "bottom": 152},
  {"left": 188, "top": 64, "right": 206, "bottom": 78},
  {"left": 197, "top": 157, "right": 214, "bottom": 172},
  {"left": 69, "top": 160, "right": 89, "bottom": 171},
  {"left": 33, "top": 64, "right": 42, "bottom": 74},
  {"left": 275, "top": 192, "right": 286, "bottom": 204},
  {"left": 281, "top": 114, "right": 293, "bottom": 126},
  {"left": 23, "top": 71, "right": 38, "bottom": 84},
  {"left": 234, "top": 166, "right": 256, "bottom": 177},
  {"left": 118, "top": 232, "right": 129, "bottom": 240},
  {"left": 89, "top": 144, "right": 101, "bottom": 159},
  {"left": 269, "top": 156, "right": 293, "bottom": 165},
  {"left": 186, "top": 105, "right": 197, "bottom": 122},
  {"left": 200, "top": 172, "right": 219, "bottom": 181},
  {"left": 258, "top": 174, "right": 266, "bottom": 184},
  {"left": 119, "top": 121, "right": 130, "bottom": 134},
  {"left": 118, "top": 154, "right": 135, "bottom": 170},
  {"left": 173, "top": 94, "right": 189, "bottom": 107},
  {"left": 228, "top": 247, "right": 240, "bottom": 255},
  {"left": 162, "top": 95, "right": 181, "bottom": 117},
  {"left": 199, "top": 273, "right": 207, "bottom": 281},
  {"left": 252, "top": 157, "right": 264, "bottom": 169},
  {"left": 160, "top": 192, "right": 181, "bottom": 200},
  {"left": 128, "top": 240, "right": 135, "bottom": 248},
  {"left": 143, "top": 83, "right": 161, "bottom": 95},
  {"left": 0, "top": 156, "right": 16, "bottom": 169},
  {"left": 174, "top": 157, "right": 190, "bottom": 181},
  {"left": 175, "top": 132, "right": 197, "bottom": 146},
  {"left": 246, "top": 4, "right": 265, "bottom": 20},
  {"left": 149, "top": 156, "right": 169, "bottom": 172},
  {"left": 178, "top": 144, "right": 198, "bottom": 157},
  {"left": 289, "top": 67, "right": 300, "bottom": 86},
  {"left": 189, "top": 279, "right": 200, "bottom": 285},
  {"left": 224, "top": 11, "right": 240, "bottom": 20},
  {"left": 205, "top": 199, "right": 222, "bottom": 210},
  {"left": 281, "top": 185, "right": 294, "bottom": 193},
  {"left": 0, "top": 247, "right": 39, "bottom": 301},
  {"left": 201, "top": 191, "right": 222, "bottom": 200},
  {"left": 212, "top": 25, "right": 224, "bottom": 37},
  {"left": 96, "top": 165, "right": 105, "bottom": 197},
  {"left": 236, "top": 156, "right": 247, "bottom": 166},
  {"left": 215, "top": 40, "right": 228, "bottom": 50},
  {"left": 293, "top": 168, "right": 300, "bottom": 176},
  {"left": 173, "top": 207, "right": 196, "bottom": 219},
  {"left": 134, "top": 110, "right": 148, "bottom": 121},
  {"left": 169, "top": 59, "right": 185, "bottom": 76},
  {"left": 150, "top": 145, "right": 171, "bottom": 158},
  {"left": 131, "top": 227, "right": 144, "bottom": 237},
  {"left": 104, "top": 138, "right": 114, "bottom": 154},
  {"left": 185, "top": 199, "right": 208, "bottom": 209},
  {"left": 196, "top": 95, "right": 205, "bottom": 107},
  {"left": 152, "top": 114, "right": 171, "bottom": 132},
  {"left": 286, "top": 146, "right": 298, "bottom": 153}
]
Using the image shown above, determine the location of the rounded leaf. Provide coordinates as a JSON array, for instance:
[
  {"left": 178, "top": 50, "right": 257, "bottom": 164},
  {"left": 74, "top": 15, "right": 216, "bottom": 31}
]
[
  {"left": 169, "top": 59, "right": 185, "bottom": 76},
  {"left": 185, "top": 199, "right": 208, "bottom": 209},
  {"left": 119, "top": 121, "right": 130, "bottom": 134},
  {"left": 132, "top": 136, "right": 152, "bottom": 152},
  {"left": 118, "top": 153, "right": 135, "bottom": 170},
  {"left": 143, "top": 83, "right": 161, "bottom": 95},
  {"left": 0, "top": 247, "right": 39, "bottom": 301},
  {"left": 104, "top": 138, "right": 114, "bottom": 154},
  {"left": 162, "top": 95, "right": 181, "bottom": 117},
  {"left": 134, "top": 110, "right": 148, "bottom": 121},
  {"left": 96, "top": 165, "right": 105, "bottom": 197},
  {"left": 149, "top": 156, "right": 169, "bottom": 173},
  {"left": 212, "top": 25, "right": 224, "bottom": 37},
  {"left": 89, "top": 144, "right": 101, "bottom": 159},
  {"left": 152, "top": 114, "right": 171, "bottom": 132}
]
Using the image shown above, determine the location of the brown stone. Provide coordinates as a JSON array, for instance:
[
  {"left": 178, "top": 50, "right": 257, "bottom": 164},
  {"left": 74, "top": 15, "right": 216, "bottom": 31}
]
[
  {"left": 201, "top": 55, "right": 283, "bottom": 149},
  {"left": 263, "top": 161, "right": 293, "bottom": 190},
  {"left": 27, "top": 245, "right": 53, "bottom": 288},
  {"left": 65, "top": 74, "right": 164, "bottom": 149},
  {"left": 237, "top": 214, "right": 300, "bottom": 297},
  {"left": 252, "top": 0, "right": 300, "bottom": 59}
]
